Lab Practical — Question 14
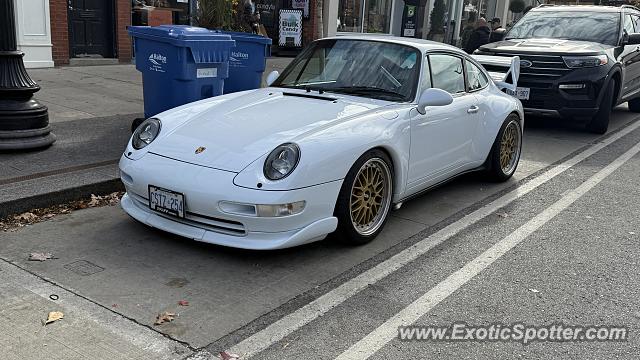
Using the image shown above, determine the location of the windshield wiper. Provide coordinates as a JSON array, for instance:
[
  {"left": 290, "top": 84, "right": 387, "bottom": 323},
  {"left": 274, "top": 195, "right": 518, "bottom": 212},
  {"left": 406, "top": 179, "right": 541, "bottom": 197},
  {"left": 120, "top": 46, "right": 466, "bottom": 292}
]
[{"left": 329, "top": 86, "right": 406, "bottom": 100}]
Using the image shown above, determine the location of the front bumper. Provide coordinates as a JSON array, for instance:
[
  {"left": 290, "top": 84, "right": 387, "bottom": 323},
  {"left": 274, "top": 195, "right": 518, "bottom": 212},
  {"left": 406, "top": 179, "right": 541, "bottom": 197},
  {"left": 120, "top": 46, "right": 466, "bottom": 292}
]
[{"left": 119, "top": 152, "right": 341, "bottom": 250}]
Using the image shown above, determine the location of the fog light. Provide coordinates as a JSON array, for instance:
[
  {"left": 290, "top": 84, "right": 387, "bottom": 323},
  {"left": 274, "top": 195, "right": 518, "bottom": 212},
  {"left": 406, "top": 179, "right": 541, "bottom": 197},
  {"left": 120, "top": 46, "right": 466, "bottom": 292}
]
[
  {"left": 256, "top": 201, "right": 306, "bottom": 217},
  {"left": 559, "top": 84, "right": 586, "bottom": 90}
]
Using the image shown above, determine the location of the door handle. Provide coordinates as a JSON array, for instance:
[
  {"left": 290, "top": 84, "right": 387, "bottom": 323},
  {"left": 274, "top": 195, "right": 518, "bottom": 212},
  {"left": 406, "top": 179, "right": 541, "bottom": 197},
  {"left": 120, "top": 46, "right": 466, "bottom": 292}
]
[{"left": 467, "top": 105, "right": 479, "bottom": 114}]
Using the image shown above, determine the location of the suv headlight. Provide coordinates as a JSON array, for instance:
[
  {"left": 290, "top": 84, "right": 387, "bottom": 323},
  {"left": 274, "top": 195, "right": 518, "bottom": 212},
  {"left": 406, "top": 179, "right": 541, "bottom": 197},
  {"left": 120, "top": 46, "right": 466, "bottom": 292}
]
[
  {"left": 132, "top": 118, "right": 161, "bottom": 150},
  {"left": 263, "top": 143, "right": 300, "bottom": 180},
  {"left": 562, "top": 55, "right": 608, "bottom": 68}
]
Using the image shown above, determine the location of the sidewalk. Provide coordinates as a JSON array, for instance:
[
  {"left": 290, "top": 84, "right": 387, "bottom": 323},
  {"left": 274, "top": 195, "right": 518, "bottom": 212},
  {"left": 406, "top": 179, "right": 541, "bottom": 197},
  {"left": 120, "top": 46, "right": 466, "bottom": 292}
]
[{"left": 0, "top": 57, "right": 294, "bottom": 218}]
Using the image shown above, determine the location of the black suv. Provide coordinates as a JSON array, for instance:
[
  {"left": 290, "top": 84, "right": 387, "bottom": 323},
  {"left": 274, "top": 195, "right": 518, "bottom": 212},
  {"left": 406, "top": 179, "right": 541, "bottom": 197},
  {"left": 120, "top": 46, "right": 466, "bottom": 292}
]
[{"left": 476, "top": 5, "right": 640, "bottom": 133}]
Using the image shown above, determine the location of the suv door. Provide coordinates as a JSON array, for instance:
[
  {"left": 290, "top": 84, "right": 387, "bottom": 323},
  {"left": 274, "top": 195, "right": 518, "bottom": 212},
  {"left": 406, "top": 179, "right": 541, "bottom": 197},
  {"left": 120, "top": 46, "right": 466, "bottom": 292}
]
[
  {"left": 407, "top": 53, "right": 480, "bottom": 191},
  {"left": 620, "top": 12, "right": 640, "bottom": 98}
]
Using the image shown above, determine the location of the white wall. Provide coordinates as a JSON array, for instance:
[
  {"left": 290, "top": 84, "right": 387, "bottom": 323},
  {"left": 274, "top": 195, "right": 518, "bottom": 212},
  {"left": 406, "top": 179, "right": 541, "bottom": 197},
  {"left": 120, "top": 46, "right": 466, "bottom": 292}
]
[{"left": 13, "top": 0, "right": 54, "bottom": 68}]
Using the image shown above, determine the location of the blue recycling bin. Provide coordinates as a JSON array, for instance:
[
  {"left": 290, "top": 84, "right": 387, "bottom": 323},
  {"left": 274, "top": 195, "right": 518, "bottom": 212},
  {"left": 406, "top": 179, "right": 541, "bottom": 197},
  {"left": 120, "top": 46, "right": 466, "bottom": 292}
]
[
  {"left": 217, "top": 31, "right": 272, "bottom": 93},
  {"left": 128, "top": 25, "right": 235, "bottom": 118}
]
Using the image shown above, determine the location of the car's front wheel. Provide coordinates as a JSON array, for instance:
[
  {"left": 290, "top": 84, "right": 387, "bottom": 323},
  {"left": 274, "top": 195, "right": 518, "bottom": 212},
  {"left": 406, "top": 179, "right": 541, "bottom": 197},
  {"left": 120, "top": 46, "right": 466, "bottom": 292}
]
[
  {"left": 586, "top": 80, "right": 615, "bottom": 134},
  {"left": 334, "top": 150, "right": 393, "bottom": 245},
  {"left": 485, "top": 114, "right": 522, "bottom": 182}
]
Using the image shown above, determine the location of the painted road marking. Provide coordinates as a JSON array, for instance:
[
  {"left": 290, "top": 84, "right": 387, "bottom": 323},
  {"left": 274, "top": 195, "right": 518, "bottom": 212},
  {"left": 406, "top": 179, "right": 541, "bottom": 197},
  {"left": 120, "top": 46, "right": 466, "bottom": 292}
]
[
  {"left": 228, "top": 121, "right": 640, "bottom": 358},
  {"left": 336, "top": 140, "right": 640, "bottom": 359}
]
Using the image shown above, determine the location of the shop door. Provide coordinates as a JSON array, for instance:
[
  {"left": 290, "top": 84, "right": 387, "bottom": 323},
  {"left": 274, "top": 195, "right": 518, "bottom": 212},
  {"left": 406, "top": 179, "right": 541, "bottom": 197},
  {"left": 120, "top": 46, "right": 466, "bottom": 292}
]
[{"left": 68, "top": 0, "right": 114, "bottom": 58}]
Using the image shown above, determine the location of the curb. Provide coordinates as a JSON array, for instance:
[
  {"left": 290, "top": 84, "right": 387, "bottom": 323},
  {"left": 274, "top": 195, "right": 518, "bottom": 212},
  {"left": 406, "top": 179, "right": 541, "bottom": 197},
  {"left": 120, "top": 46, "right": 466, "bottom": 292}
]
[{"left": 0, "top": 178, "right": 125, "bottom": 219}]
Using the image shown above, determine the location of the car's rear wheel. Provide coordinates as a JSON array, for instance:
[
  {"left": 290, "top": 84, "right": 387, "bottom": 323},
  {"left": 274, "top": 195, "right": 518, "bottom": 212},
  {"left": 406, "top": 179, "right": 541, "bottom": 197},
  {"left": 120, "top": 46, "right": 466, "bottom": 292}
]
[
  {"left": 485, "top": 114, "right": 522, "bottom": 182},
  {"left": 587, "top": 80, "right": 615, "bottom": 134},
  {"left": 334, "top": 150, "right": 393, "bottom": 245}
]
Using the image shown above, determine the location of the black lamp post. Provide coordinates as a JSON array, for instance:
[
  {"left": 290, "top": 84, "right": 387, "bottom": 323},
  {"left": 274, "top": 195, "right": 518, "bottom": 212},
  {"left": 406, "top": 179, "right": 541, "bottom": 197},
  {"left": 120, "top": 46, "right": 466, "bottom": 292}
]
[{"left": 0, "top": 0, "right": 55, "bottom": 150}]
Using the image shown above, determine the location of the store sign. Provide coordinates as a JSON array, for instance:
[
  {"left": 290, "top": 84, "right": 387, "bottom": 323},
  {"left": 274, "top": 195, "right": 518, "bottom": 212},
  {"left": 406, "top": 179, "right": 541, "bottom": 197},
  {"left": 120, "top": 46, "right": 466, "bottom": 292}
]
[
  {"left": 279, "top": 9, "right": 303, "bottom": 48},
  {"left": 291, "top": 0, "right": 309, "bottom": 18}
]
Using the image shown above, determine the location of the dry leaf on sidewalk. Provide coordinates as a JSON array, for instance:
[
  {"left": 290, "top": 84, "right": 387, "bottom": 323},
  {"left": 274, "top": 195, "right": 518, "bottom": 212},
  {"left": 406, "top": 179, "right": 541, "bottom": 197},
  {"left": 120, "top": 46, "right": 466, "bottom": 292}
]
[
  {"left": 14, "top": 212, "right": 38, "bottom": 222},
  {"left": 219, "top": 351, "right": 241, "bottom": 360},
  {"left": 154, "top": 311, "right": 176, "bottom": 325},
  {"left": 44, "top": 311, "right": 64, "bottom": 325},
  {"left": 178, "top": 300, "right": 189, "bottom": 306},
  {"left": 497, "top": 211, "right": 509, "bottom": 218},
  {"left": 29, "top": 252, "right": 55, "bottom": 261}
]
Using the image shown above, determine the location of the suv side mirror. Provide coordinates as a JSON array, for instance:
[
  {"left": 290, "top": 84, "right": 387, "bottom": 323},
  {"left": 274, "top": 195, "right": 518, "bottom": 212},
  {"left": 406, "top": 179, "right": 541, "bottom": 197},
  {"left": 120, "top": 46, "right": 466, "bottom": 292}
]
[
  {"left": 417, "top": 88, "right": 453, "bottom": 114},
  {"left": 266, "top": 70, "right": 279, "bottom": 86},
  {"left": 623, "top": 33, "right": 640, "bottom": 45}
]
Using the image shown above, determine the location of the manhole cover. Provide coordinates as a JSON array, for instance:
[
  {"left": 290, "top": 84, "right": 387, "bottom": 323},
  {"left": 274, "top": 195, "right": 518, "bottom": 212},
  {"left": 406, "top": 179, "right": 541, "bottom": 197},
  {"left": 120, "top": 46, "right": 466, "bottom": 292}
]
[{"left": 64, "top": 260, "right": 104, "bottom": 276}]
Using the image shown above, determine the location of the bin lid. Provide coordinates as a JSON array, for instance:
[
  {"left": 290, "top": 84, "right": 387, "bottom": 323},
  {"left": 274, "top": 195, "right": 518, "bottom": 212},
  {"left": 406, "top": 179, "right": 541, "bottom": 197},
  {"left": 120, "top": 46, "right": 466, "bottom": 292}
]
[
  {"left": 213, "top": 30, "right": 272, "bottom": 45},
  {"left": 129, "top": 25, "right": 234, "bottom": 44}
]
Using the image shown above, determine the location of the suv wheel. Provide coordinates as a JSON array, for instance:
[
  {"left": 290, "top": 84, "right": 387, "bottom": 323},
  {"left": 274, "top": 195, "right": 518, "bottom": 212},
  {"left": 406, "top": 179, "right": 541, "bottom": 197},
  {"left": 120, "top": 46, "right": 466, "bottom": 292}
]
[
  {"left": 628, "top": 97, "right": 640, "bottom": 113},
  {"left": 586, "top": 80, "right": 614, "bottom": 134}
]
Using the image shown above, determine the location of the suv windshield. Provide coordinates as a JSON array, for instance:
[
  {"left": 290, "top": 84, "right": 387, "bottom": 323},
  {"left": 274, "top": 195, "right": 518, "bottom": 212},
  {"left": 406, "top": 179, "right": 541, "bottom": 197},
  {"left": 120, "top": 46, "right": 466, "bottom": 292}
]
[
  {"left": 506, "top": 11, "right": 620, "bottom": 46},
  {"left": 272, "top": 39, "right": 420, "bottom": 102}
]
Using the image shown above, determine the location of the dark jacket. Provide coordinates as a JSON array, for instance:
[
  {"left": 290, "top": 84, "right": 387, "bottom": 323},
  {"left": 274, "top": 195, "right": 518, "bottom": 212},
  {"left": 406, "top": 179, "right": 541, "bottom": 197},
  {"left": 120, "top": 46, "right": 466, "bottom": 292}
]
[{"left": 464, "top": 26, "right": 491, "bottom": 54}]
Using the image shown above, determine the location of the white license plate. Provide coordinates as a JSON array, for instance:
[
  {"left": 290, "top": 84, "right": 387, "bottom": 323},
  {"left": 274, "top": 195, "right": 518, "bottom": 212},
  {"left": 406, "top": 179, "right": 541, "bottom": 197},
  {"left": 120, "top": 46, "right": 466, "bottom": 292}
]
[
  {"left": 148, "top": 185, "right": 185, "bottom": 218},
  {"left": 507, "top": 87, "right": 530, "bottom": 100}
]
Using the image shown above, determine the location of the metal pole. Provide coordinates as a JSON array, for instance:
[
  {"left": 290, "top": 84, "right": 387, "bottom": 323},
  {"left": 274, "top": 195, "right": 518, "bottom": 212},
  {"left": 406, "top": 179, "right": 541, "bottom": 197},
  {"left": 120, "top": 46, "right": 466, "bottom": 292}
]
[{"left": 0, "top": 0, "right": 55, "bottom": 150}]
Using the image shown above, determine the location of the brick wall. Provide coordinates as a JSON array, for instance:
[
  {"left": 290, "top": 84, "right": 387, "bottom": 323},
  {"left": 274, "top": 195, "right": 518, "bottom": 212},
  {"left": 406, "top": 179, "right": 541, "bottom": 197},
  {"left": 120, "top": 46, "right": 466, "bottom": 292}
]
[
  {"left": 49, "top": 0, "right": 69, "bottom": 65},
  {"left": 116, "top": 0, "right": 132, "bottom": 63},
  {"left": 302, "top": 0, "right": 320, "bottom": 46}
]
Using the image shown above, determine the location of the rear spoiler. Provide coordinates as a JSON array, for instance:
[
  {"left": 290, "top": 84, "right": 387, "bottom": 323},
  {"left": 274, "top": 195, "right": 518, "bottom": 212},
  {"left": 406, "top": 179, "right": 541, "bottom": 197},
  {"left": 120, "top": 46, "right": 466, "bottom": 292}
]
[{"left": 471, "top": 55, "right": 520, "bottom": 93}]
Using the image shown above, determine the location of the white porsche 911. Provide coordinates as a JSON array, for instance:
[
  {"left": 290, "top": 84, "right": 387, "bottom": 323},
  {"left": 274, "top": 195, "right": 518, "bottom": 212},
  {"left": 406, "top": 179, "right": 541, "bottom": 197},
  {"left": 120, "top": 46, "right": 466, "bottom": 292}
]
[{"left": 119, "top": 36, "right": 523, "bottom": 250}]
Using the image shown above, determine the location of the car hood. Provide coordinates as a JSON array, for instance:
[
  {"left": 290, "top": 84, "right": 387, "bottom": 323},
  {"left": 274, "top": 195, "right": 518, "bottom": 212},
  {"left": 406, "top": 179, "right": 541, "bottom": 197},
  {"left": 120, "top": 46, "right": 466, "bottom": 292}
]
[
  {"left": 480, "top": 38, "right": 610, "bottom": 54},
  {"left": 150, "top": 88, "right": 385, "bottom": 172}
]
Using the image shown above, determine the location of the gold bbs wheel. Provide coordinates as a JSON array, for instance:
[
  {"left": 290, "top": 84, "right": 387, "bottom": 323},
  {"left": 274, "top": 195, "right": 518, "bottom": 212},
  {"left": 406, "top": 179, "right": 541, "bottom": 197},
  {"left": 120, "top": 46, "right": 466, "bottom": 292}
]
[
  {"left": 498, "top": 119, "right": 521, "bottom": 176},
  {"left": 349, "top": 158, "right": 392, "bottom": 236}
]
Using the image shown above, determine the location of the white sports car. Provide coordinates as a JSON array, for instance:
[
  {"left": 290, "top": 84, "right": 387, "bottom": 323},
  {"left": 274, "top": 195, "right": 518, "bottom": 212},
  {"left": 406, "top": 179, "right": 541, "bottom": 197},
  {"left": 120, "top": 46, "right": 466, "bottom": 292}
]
[{"left": 119, "top": 36, "right": 523, "bottom": 250}]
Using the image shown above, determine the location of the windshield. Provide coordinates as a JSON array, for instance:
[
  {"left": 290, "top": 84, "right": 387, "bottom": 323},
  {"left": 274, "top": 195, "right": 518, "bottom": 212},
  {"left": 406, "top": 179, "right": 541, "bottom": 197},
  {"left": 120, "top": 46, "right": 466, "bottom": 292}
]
[
  {"left": 272, "top": 39, "right": 421, "bottom": 102},
  {"left": 505, "top": 11, "right": 620, "bottom": 46}
]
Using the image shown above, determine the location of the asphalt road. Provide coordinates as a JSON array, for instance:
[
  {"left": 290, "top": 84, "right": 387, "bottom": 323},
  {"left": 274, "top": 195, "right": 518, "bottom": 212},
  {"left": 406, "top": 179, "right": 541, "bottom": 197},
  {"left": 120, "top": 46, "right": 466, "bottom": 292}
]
[{"left": 1, "top": 107, "right": 639, "bottom": 359}]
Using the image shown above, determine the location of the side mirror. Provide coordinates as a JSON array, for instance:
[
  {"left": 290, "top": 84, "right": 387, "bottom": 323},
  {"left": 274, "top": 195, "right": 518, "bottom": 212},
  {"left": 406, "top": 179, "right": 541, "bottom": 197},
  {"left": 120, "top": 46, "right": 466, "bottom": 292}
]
[
  {"left": 265, "top": 70, "right": 279, "bottom": 86},
  {"left": 625, "top": 33, "right": 640, "bottom": 45},
  {"left": 417, "top": 88, "right": 453, "bottom": 114}
]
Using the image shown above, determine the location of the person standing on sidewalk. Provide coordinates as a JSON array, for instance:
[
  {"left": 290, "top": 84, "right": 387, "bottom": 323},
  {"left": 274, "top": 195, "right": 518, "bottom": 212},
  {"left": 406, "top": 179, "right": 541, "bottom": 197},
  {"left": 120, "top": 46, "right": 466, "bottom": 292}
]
[
  {"left": 489, "top": 17, "right": 506, "bottom": 43},
  {"left": 464, "top": 17, "right": 491, "bottom": 54},
  {"left": 244, "top": 0, "right": 261, "bottom": 34}
]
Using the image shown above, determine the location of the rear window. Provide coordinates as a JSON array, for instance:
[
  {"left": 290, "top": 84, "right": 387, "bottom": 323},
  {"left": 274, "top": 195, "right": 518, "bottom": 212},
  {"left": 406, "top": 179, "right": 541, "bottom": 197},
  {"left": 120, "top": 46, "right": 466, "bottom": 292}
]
[{"left": 505, "top": 11, "right": 620, "bottom": 46}]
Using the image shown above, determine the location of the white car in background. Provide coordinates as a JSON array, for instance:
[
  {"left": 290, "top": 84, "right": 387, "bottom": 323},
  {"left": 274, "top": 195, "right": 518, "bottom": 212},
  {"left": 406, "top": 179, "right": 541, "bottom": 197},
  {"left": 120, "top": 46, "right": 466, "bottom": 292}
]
[{"left": 119, "top": 36, "right": 523, "bottom": 250}]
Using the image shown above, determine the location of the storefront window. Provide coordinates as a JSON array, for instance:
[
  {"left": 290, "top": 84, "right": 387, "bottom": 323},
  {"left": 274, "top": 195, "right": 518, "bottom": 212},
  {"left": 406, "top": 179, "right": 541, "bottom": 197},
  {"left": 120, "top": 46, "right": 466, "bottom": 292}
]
[{"left": 338, "top": 0, "right": 391, "bottom": 33}]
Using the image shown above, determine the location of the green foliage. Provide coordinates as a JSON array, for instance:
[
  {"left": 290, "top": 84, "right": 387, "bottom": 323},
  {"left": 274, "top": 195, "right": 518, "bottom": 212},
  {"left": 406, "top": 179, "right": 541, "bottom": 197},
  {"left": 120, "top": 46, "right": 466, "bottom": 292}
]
[
  {"left": 509, "top": 0, "right": 526, "bottom": 14},
  {"left": 194, "top": 0, "right": 249, "bottom": 31},
  {"left": 429, "top": 0, "right": 446, "bottom": 35}
]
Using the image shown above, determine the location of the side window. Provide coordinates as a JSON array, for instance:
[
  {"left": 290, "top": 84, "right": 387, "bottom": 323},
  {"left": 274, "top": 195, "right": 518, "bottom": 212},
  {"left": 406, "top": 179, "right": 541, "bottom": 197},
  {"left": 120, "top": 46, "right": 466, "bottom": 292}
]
[
  {"left": 633, "top": 15, "right": 640, "bottom": 33},
  {"left": 465, "top": 60, "right": 489, "bottom": 91},
  {"left": 429, "top": 54, "right": 465, "bottom": 94},
  {"left": 421, "top": 56, "right": 432, "bottom": 90},
  {"left": 624, "top": 14, "right": 635, "bottom": 34}
]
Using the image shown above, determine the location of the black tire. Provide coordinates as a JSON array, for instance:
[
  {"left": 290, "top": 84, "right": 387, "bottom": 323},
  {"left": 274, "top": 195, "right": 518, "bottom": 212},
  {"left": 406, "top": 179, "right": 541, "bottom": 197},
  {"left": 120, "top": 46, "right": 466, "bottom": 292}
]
[
  {"left": 628, "top": 97, "right": 640, "bottom": 113},
  {"left": 485, "top": 114, "right": 522, "bottom": 182},
  {"left": 334, "top": 149, "right": 394, "bottom": 245},
  {"left": 587, "top": 80, "right": 615, "bottom": 134}
]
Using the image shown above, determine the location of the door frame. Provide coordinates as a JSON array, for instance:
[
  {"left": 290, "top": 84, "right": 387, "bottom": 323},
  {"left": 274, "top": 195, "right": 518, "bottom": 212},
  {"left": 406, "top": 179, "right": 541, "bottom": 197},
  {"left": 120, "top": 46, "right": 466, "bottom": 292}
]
[{"left": 67, "top": 0, "right": 117, "bottom": 58}]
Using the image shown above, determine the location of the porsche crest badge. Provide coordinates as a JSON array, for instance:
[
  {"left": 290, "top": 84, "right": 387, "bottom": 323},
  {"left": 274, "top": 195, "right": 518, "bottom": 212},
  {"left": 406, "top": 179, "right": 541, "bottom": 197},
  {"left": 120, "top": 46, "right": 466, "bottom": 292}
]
[{"left": 195, "top": 146, "right": 206, "bottom": 154}]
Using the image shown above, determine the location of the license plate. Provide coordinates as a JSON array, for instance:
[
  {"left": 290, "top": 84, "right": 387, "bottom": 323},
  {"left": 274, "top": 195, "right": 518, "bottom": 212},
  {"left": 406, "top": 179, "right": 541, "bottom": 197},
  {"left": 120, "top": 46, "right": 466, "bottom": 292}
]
[
  {"left": 507, "top": 87, "right": 530, "bottom": 100},
  {"left": 148, "top": 185, "right": 185, "bottom": 218}
]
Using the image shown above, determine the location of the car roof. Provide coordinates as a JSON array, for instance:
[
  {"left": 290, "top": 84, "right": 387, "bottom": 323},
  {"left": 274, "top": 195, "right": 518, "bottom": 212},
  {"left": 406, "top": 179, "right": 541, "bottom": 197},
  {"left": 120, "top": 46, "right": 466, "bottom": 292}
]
[
  {"left": 320, "top": 35, "right": 466, "bottom": 55},
  {"left": 532, "top": 5, "right": 625, "bottom": 13}
]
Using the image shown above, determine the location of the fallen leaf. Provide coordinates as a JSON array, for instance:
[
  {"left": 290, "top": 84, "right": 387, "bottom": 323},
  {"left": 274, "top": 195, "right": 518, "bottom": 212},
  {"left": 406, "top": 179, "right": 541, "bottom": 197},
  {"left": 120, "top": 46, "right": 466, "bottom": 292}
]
[
  {"left": 45, "top": 311, "right": 64, "bottom": 325},
  {"left": 178, "top": 300, "right": 189, "bottom": 306},
  {"left": 87, "top": 194, "right": 101, "bottom": 207},
  {"left": 112, "top": 304, "right": 118, "bottom": 308},
  {"left": 154, "top": 311, "right": 176, "bottom": 325},
  {"left": 528, "top": 288, "right": 540, "bottom": 293},
  {"left": 219, "top": 351, "right": 241, "bottom": 360},
  {"left": 29, "top": 252, "right": 55, "bottom": 261},
  {"left": 14, "top": 212, "right": 37, "bottom": 222},
  {"left": 497, "top": 211, "right": 509, "bottom": 218}
]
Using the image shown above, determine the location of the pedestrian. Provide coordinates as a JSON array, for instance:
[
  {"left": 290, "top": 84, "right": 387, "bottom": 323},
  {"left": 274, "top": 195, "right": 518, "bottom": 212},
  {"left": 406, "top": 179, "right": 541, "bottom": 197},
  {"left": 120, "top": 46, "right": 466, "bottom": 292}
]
[
  {"left": 460, "top": 12, "right": 477, "bottom": 50},
  {"left": 464, "top": 17, "right": 491, "bottom": 54},
  {"left": 489, "top": 17, "right": 506, "bottom": 43},
  {"left": 244, "top": 0, "right": 260, "bottom": 34}
]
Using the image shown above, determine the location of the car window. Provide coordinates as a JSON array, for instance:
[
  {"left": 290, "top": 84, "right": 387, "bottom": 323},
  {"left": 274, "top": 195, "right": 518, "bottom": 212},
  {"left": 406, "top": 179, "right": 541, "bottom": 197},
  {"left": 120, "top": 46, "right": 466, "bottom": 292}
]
[
  {"left": 633, "top": 14, "right": 640, "bottom": 33},
  {"left": 624, "top": 14, "right": 635, "bottom": 34},
  {"left": 465, "top": 60, "right": 488, "bottom": 91},
  {"left": 429, "top": 54, "right": 465, "bottom": 94},
  {"left": 420, "top": 56, "right": 432, "bottom": 90}
]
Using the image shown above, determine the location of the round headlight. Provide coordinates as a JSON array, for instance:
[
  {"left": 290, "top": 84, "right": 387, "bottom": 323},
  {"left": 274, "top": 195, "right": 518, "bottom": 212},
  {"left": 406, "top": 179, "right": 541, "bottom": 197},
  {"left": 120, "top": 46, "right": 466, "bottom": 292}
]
[
  {"left": 132, "top": 118, "right": 161, "bottom": 150},
  {"left": 263, "top": 143, "right": 300, "bottom": 180}
]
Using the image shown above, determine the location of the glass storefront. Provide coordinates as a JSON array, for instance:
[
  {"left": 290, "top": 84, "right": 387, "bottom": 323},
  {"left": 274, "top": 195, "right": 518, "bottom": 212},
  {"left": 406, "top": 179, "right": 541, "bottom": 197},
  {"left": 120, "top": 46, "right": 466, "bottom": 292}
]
[{"left": 338, "top": 0, "right": 393, "bottom": 33}]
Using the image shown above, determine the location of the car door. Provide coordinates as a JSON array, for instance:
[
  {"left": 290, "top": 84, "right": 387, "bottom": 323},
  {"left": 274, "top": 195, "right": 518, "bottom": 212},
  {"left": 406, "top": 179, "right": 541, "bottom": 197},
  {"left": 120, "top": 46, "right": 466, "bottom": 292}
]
[
  {"left": 620, "top": 12, "right": 640, "bottom": 98},
  {"left": 464, "top": 58, "right": 494, "bottom": 164},
  {"left": 407, "top": 53, "right": 481, "bottom": 192}
]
